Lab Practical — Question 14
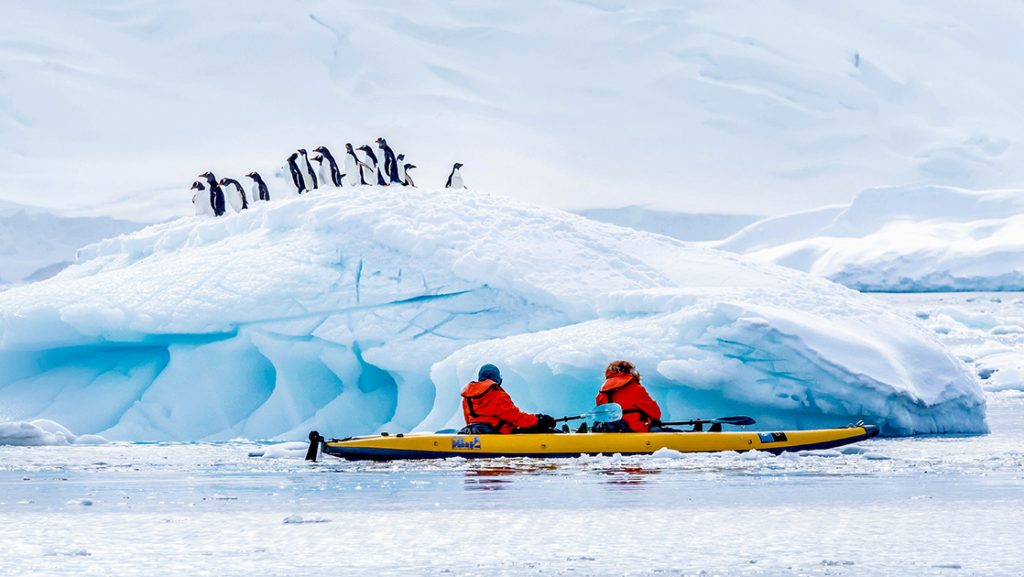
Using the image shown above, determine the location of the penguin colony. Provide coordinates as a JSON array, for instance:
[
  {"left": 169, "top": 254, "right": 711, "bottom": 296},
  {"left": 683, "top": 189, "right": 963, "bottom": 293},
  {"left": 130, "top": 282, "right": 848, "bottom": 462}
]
[{"left": 190, "top": 138, "right": 464, "bottom": 217}]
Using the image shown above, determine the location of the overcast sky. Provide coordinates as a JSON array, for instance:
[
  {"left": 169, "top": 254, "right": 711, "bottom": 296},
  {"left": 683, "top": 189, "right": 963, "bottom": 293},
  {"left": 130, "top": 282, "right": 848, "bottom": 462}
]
[{"left": 3, "top": 1, "right": 1024, "bottom": 222}]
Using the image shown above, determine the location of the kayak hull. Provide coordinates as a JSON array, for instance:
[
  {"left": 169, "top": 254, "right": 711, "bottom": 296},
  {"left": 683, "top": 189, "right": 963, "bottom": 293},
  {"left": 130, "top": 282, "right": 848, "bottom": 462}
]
[{"left": 320, "top": 425, "right": 879, "bottom": 461}]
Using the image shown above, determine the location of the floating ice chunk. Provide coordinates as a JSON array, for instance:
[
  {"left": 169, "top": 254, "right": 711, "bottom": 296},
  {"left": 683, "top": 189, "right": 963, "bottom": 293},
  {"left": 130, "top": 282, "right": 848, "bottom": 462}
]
[{"left": 283, "top": 515, "right": 331, "bottom": 524}]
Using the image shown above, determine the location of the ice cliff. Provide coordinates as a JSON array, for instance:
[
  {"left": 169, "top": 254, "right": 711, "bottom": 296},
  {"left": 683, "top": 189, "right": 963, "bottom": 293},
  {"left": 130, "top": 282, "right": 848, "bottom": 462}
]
[
  {"left": 0, "top": 188, "right": 987, "bottom": 440},
  {"left": 716, "top": 185, "right": 1024, "bottom": 291}
]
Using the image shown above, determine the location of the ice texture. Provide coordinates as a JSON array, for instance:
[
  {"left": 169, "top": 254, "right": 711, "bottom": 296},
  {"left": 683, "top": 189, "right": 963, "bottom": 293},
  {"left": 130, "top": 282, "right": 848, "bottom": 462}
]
[
  {"left": 0, "top": 188, "right": 986, "bottom": 439},
  {"left": 716, "top": 185, "right": 1024, "bottom": 291},
  {"left": 0, "top": 419, "right": 107, "bottom": 446}
]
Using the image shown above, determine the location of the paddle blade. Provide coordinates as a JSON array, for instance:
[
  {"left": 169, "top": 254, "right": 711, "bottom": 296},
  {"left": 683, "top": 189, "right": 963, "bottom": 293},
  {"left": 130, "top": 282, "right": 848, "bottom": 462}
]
[
  {"left": 589, "top": 403, "right": 623, "bottom": 424},
  {"left": 711, "top": 416, "right": 756, "bottom": 426}
]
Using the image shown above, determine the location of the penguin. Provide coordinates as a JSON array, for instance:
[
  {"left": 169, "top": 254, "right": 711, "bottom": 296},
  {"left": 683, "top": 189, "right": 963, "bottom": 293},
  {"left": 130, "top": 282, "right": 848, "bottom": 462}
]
[
  {"left": 219, "top": 177, "right": 249, "bottom": 212},
  {"left": 245, "top": 171, "right": 270, "bottom": 202},
  {"left": 191, "top": 181, "right": 215, "bottom": 216},
  {"left": 375, "top": 137, "right": 401, "bottom": 184},
  {"left": 311, "top": 154, "right": 331, "bottom": 189},
  {"left": 312, "top": 146, "right": 344, "bottom": 187},
  {"left": 357, "top": 145, "right": 388, "bottom": 186},
  {"left": 396, "top": 154, "right": 409, "bottom": 186},
  {"left": 344, "top": 143, "right": 369, "bottom": 186},
  {"left": 445, "top": 163, "right": 465, "bottom": 189},
  {"left": 402, "top": 164, "right": 417, "bottom": 188},
  {"left": 298, "top": 149, "right": 319, "bottom": 190},
  {"left": 198, "top": 172, "right": 227, "bottom": 216},
  {"left": 286, "top": 152, "right": 307, "bottom": 194}
]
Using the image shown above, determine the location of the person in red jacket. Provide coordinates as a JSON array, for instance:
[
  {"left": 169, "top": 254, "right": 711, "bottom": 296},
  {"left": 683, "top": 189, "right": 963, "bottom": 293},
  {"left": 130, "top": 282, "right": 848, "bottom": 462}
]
[
  {"left": 459, "top": 364, "right": 556, "bottom": 434},
  {"left": 595, "top": 360, "right": 663, "bottom": 433}
]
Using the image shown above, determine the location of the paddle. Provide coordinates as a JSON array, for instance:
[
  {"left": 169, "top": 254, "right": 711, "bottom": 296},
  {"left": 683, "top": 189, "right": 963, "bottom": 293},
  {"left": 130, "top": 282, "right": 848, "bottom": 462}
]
[{"left": 555, "top": 403, "right": 623, "bottom": 424}]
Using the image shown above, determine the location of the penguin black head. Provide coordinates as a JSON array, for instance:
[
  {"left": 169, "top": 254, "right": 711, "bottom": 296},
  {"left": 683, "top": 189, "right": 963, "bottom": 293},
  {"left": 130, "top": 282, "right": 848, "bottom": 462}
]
[
  {"left": 199, "top": 171, "right": 216, "bottom": 181},
  {"left": 312, "top": 154, "right": 323, "bottom": 163},
  {"left": 357, "top": 145, "right": 370, "bottom": 151},
  {"left": 397, "top": 153, "right": 405, "bottom": 161},
  {"left": 374, "top": 137, "right": 383, "bottom": 145},
  {"left": 298, "top": 148, "right": 308, "bottom": 155},
  {"left": 245, "top": 171, "right": 258, "bottom": 179},
  {"left": 404, "top": 163, "right": 416, "bottom": 170},
  {"left": 453, "top": 163, "right": 463, "bottom": 169},
  {"left": 345, "top": 143, "right": 355, "bottom": 152},
  {"left": 313, "top": 146, "right": 326, "bottom": 154},
  {"left": 287, "top": 152, "right": 298, "bottom": 161},
  {"left": 191, "top": 181, "right": 205, "bottom": 191}
]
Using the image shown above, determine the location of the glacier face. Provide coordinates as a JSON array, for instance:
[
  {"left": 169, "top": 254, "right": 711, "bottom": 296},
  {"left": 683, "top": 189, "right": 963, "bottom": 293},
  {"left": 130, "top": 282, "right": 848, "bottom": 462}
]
[
  {"left": 0, "top": 188, "right": 986, "bottom": 439},
  {"left": 715, "top": 185, "right": 1024, "bottom": 291}
]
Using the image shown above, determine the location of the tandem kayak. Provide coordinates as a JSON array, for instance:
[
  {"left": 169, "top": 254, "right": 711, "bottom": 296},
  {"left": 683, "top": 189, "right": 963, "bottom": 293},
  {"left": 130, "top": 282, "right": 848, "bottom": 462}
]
[{"left": 308, "top": 424, "right": 880, "bottom": 461}]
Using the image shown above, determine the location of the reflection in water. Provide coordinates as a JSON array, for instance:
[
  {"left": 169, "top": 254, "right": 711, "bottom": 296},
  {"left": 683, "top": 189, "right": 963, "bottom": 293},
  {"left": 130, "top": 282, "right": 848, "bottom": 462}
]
[
  {"left": 462, "top": 462, "right": 558, "bottom": 491},
  {"left": 598, "top": 466, "right": 661, "bottom": 489}
]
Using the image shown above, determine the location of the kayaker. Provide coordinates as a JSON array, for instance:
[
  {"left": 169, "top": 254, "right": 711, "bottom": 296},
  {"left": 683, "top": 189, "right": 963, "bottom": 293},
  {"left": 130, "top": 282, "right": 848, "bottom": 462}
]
[
  {"left": 594, "top": 360, "right": 665, "bottom": 432},
  {"left": 459, "top": 364, "right": 557, "bottom": 434}
]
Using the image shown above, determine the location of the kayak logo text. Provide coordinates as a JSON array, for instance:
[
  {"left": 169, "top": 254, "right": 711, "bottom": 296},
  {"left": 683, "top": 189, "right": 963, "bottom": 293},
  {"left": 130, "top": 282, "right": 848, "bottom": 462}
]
[{"left": 452, "top": 436, "right": 481, "bottom": 450}]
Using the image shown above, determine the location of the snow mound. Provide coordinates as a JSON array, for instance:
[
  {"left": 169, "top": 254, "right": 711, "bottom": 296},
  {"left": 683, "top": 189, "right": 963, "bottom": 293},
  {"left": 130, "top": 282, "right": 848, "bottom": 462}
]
[
  {"left": 716, "top": 185, "right": 1024, "bottom": 291},
  {"left": 0, "top": 419, "right": 109, "bottom": 446},
  {"left": 0, "top": 188, "right": 986, "bottom": 439},
  {"left": 574, "top": 207, "right": 760, "bottom": 242}
]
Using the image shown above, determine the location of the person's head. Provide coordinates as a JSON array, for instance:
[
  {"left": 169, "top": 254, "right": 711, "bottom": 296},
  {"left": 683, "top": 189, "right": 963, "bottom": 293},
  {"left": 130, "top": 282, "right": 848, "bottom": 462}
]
[
  {"left": 478, "top": 364, "right": 502, "bottom": 384},
  {"left": 605, "top": 360, "right": 640, "bottom": 381}
]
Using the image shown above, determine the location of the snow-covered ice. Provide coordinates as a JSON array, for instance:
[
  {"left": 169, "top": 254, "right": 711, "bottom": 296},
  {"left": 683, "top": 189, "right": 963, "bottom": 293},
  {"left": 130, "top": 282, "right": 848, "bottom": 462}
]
[
  {"left": 716, "top": 185, "right": 1024, "bottom": 291},
  {"left": 0, "top": 419, "right": 108, "bottom": 447},
  {"left": 0, "top": 188, "right": 985, "bottom": 440}
]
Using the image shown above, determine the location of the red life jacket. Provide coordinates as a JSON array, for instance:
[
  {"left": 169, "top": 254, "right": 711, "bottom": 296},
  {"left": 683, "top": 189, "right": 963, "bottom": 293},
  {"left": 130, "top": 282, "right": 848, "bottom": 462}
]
[
  {"left": 461, "top": 379, "right": 538, "bottom": 434},
  {"left": 595, "top": 373, "right": 662, "bottom": 432}
]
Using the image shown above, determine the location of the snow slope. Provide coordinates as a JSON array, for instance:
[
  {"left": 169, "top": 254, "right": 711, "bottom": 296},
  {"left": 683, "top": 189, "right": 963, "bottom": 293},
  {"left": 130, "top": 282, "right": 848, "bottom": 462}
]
[
  {"left": 716, "top": 185, "right": 1024, "bottom": 291},
  {"left": 0, "top": 188, "right": 985, "bottom": 440},
  {"left": 6, "top": 1, "right": 1024, "bottom": 220},
  {"left": 0, "top": 201, "right": 143, "bottom": 284},
  {"left": 574, "top": 207, "right": 760, "bottom": 241}
]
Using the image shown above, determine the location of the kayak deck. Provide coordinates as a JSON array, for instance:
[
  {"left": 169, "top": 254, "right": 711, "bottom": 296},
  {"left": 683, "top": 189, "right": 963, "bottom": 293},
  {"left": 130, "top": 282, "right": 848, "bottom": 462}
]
[{"left": 319, "top": 425, "right": 879, "bottom": 461}]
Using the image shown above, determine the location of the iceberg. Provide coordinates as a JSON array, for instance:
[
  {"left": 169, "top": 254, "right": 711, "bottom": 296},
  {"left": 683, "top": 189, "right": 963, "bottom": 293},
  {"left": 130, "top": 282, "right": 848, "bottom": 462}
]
[
  {"left": 715, "top": 185, "right": 1024, "bottom": 291},
  {"left": 0, "top": 188, "right": 986, "bottom": 440}
]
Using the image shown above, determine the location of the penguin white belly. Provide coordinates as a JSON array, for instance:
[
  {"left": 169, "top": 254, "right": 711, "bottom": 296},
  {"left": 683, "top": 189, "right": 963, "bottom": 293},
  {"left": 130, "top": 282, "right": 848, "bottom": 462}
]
[
  {"left": 195, "top": 192, "right": 215, "bottom": 216},
  {"left": 449, "top": 170, "right": 464, "bottom": 189},
  {"left": 225, "top": 187, "right": 244, "bottom": 212},
  {"left": 344, "top": 155, "right": 361, "bottom": 186},
  {"left": 318, "top": 162, "right": 332, "bottom": 188},
  {"left": 360, "top": 154, "right": 378, "bottom": 186},
  {"left": 249, "top": 183, "right": 262, "bottom": 204},
  {"left": 398, "top": 163, "right": 408, "bottom": 185},
  {"left": 300, "top": 157, "right": 318, "bottom": 190}
]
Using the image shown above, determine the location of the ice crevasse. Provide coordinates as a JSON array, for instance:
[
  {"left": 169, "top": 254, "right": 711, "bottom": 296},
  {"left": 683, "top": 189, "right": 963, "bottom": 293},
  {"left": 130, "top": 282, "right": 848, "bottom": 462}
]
[{"left": 0, "top": 188, "right": 986, "bottom": 440}]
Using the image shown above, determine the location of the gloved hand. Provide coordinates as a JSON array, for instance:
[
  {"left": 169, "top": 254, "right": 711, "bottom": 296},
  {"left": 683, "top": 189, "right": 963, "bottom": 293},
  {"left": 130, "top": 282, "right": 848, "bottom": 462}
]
[
  {"left": 535, "top": 414, "right": 556, "bottom": 430},
  {"left": 649, "top": 418, "right": 663, "bottom": 428}
]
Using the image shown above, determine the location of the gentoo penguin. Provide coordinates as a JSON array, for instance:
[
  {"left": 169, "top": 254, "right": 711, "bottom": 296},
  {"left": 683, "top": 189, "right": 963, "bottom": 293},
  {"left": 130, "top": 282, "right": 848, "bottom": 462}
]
[
  {"left": 344, "top": 143, "right": 368, "bottom": 186},
  {"left": 198, "top": 172, "right": 227, "bottom": 216},
  {"left": 445, "top": 163, "right": 465, "bottom": 189},
  {"left": 396, "top": 153, "right": 409, "bottom": 186},
  {"left": 375, "top": 137, "right": 401, "bottom": 184},
  {"left": 191, "top": 181, "right": 215, "bottom": 216},
  {"left": 402, "top": 164, "right": 417, "bottom": 187},
  {"left": 357, "top": 145, "right": 388, "bottom": 186},
  {"left": 245, "top": 171, "right": 270, "bottom": 202},
  {"left": 297, "top": 149, "right": 319, "bottom": 190},
  {"left": 311, "top": 154, "right": 331, "bottom": 189},
  {"left": 219, "top": 177, "right": 249, "bottom": 212},
  {"left": 312, "top": 146, "right": 343, "bottom": 187},
  {"left": 286, "top": 152, "right": 307, "bottom": 194}
]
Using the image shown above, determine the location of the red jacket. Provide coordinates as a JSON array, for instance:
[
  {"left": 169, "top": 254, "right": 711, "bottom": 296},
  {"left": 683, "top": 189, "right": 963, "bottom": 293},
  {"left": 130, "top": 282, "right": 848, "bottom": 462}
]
[
  {"left": 596, "top": 373, "right": 662, "bottom": 432},
  {"left": 462, "top": 379, "right": 538, "bottom": 434}
]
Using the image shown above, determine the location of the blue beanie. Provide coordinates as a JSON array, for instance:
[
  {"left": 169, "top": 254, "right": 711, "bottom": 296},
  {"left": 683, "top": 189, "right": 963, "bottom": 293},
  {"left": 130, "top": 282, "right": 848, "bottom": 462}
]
[{"left": 478, "top": 364, "right": 502, "bottom": 384}]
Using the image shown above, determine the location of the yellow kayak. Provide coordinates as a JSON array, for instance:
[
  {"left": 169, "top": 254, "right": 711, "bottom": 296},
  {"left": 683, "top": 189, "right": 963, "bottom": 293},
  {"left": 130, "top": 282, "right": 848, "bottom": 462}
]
[{"left": 310, "top": 425, "right": 879, "bottom": 461}]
